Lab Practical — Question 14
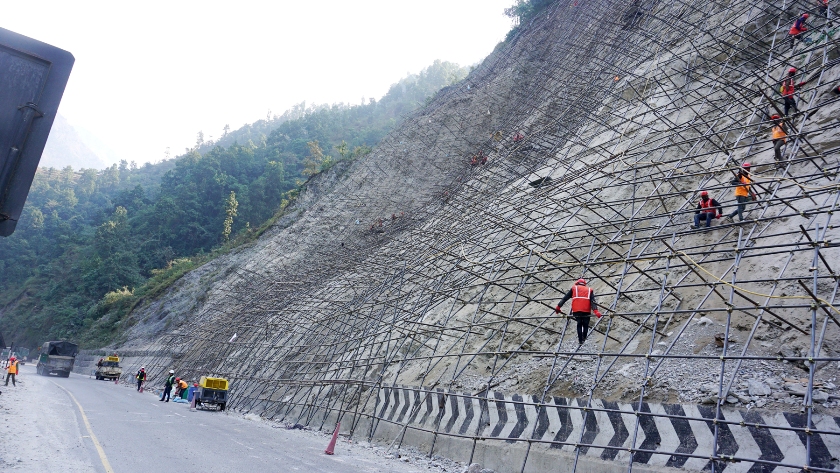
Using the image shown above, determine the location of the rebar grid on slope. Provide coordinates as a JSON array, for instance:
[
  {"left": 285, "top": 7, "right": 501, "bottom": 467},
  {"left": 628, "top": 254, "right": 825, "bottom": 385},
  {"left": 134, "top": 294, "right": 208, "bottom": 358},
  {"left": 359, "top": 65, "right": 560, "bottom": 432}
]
[{"left": 118, "top": 1, "right": 840, "bottom": 471}]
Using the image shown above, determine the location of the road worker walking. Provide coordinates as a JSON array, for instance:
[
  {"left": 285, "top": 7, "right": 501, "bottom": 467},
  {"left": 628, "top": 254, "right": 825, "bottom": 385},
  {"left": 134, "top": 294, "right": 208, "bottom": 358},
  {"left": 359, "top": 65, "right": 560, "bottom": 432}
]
[
  {"left": 136, "top": 367, "right": 146, "bottom": 392},
  {"left": 5, "top": 356, "right": 18, "bottom": 386}
]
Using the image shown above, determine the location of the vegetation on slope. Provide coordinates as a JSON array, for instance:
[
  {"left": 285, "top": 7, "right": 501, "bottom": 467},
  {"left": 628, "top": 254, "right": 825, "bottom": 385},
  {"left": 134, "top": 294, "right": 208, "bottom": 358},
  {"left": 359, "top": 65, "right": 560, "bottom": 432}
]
[
  {"left": 0, "top": 60, "right": 469, "bottom": 349},
  {"left": 503, "top": 0, "right": 556, "bottom": 40}
]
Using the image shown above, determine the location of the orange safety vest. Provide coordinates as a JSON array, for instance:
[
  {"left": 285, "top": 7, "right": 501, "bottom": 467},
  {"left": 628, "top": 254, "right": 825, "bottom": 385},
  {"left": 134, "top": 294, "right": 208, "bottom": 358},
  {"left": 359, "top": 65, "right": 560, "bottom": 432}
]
[
  {"left": 179, "top": 380, "right": 188, "bottom": 390},
  {"left": 7, "top": 362, "right": 17, "bottom": 375},
  {"left": 734, "top": 175, "right": 751, "bottom": 197},
  {"left": 781, "top": 78, "right": 796, "bottom": 98},
  {"left": 571, "top": 285, "right": 592, "bottom": 313},
  {"left": 699, "top": 198, "right": 716, "bottom": 213},
  {"left": 772, "top": 125, "right": 786, "bottom": 142}
]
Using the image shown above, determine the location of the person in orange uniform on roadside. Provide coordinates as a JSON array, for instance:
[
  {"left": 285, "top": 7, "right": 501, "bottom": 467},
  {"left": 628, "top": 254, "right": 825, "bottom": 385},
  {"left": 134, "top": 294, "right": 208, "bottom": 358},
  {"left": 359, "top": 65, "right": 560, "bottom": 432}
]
[
  {"left": 726, "top": 163, "right": 758, "bottom": 222},
  {"left": 5, "top": 356, "right": 18, "bottom": 386},
  {"left": 770, "top": 114, "right": 787, "bottom": 164},
  {"left": 555, "top": 279, "right": 603, "bottom": 345},
  {"left": 136, "top": 367, "right": 147, "bottom": 392}
]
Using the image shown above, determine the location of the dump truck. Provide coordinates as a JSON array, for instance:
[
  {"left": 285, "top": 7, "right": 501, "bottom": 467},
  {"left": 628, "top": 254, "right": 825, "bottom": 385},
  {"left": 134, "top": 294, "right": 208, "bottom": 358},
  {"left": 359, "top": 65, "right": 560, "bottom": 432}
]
[
  {"left": 36, "top": 341, "right": 77, "bottom": 377},
  {"left": 94, "top": 355, "right": 122, "bottom": 381},
  {"left": 195, "top": 376, "right": 228, "bottom": 411}
]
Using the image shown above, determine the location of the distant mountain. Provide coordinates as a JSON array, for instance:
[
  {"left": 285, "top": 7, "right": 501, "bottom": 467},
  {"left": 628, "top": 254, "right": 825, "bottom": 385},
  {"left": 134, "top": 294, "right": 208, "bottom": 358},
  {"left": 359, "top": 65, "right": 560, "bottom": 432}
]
[
  {"left": 73, "top": 123, "right": 125, "bottom": 167},
  {"left": 41, "top": 113, "right": 107, "bottom": 169}
]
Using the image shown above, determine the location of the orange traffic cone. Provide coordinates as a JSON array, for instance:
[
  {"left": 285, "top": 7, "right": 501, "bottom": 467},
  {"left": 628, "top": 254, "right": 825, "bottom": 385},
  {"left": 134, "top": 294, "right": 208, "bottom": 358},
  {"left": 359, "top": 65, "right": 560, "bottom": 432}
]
[
  {"left": 189, "top": 392, "right": 197, "bottom": 411},
  {"left": 114, "top": 376, "right": 119, "bottom": 385},
  {"left": 324, "top": 422, "right": 340, "bottom": 455}
]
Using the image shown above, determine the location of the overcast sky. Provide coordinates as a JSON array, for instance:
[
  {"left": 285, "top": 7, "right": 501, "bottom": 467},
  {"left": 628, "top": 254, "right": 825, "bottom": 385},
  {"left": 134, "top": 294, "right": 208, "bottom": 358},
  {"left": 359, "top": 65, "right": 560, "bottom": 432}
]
[{"left": 4, "top": 1, "right": 514, "bottom": 165}]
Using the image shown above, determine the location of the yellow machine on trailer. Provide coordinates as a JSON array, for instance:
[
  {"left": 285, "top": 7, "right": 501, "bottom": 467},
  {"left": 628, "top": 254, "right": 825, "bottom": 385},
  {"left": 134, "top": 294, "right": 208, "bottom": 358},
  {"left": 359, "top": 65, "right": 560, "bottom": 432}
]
[{"left": 195, "top": 376, "right": 229, "bottom": 411}]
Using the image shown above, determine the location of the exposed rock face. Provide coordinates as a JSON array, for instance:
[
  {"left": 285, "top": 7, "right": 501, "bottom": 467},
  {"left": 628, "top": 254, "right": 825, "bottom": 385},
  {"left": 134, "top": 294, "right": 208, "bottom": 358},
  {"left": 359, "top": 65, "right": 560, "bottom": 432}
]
[{"left": 106, "top": 1, "right": 840, "bottom": 471}]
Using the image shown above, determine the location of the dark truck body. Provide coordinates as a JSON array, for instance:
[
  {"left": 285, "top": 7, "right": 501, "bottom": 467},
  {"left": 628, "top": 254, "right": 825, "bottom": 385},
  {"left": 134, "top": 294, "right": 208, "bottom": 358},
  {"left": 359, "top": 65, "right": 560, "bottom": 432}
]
[{"left": 36, "top": 341, "right": 77, "bottom": 377}]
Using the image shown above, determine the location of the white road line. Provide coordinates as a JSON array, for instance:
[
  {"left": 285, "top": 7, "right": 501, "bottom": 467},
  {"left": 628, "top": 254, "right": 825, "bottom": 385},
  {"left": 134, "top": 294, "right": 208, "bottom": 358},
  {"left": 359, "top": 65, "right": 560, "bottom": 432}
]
[{"left": 52, "top": 381, "right": 115, "bottom": 473}]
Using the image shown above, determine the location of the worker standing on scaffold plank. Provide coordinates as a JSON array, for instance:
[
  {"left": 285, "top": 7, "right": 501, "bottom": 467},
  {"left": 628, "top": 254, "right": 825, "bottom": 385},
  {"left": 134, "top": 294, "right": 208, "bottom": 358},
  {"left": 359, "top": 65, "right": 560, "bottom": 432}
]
[
  {"left": 725, "top": 163, "right": 759, "bottom": 223},
  {"left": 555, "top": 279, "right": 602, "bottom": 346},
  {"left": 780, "top": 67, "right": 807, "bottom": 116},
  {"left": 789, "top": 13, "right": 809, "bottom": 49},
  {"left": 770, "top": 114, "right": 787, "bottom": 166}
]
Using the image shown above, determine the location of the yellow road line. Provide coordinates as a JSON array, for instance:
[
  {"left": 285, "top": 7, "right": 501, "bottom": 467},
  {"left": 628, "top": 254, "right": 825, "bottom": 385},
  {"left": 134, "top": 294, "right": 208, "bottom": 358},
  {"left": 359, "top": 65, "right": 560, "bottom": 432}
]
[{"left": 53, "top": 381, "right": 115, "bottom": 473}]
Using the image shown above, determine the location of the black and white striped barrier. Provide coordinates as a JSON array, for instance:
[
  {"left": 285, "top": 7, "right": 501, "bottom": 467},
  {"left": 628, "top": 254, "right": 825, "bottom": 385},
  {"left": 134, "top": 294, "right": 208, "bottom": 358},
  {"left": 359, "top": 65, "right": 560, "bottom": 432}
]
[{"left": 373, "top": 386, "right": 840, "bottom": 472}]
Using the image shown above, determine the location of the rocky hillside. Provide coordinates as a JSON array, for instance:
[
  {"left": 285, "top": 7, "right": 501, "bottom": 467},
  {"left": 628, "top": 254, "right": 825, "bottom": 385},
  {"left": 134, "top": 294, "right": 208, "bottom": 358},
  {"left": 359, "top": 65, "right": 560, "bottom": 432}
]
[{"left": 101, "top": 1, "right": 840, "bottom": 471}]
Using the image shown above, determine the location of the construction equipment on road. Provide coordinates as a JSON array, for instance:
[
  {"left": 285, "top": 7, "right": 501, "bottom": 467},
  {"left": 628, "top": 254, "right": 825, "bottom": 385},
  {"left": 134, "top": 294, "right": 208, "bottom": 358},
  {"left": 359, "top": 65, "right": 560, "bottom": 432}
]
[
  {"left": 36, "top": 341, "right": 77, "bottom": 377},
  {"left": 194, "top": 376, "right": 229, "bottom": 411},
  {"left": 94, "top": 355, "right": 122, "bottom": 381}
]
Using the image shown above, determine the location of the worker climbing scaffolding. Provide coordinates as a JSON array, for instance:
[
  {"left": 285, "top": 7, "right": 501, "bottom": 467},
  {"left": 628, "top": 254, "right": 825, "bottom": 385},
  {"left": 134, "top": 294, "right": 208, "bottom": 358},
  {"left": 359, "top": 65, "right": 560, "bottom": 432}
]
[
  {"left": 770, "top": 114, "right": 787, "bottom": 165},
  {"left": 725, "top": 163, "right": 759, "bottom": 222},
  {"left": 817, "top": 0, "right": 828, "bottom": 17},
  {"left": 780, "top": 67, "right": 807, "bottom": 116},
  {"left": 554, "top": 279, "right": 602, "bottom": 345},
  {"left": 789, "top": 13, "right": 810, "bottom": 49}
]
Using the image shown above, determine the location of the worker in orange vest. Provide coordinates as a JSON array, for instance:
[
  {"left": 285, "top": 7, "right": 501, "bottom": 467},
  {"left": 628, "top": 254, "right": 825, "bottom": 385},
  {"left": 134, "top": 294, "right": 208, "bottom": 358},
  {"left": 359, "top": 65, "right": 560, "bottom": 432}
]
[
  {"left": 555, "top": 279, "right": 602, "bottom": 345},
  {"left": 726, "top": 163, "right": 758, "bottom": 222},
  {"left": 780, "top": 67, "right": 807, "bottom": 116},
  {"left": 691, "top": 191, "right": 723, "bottom": 229},
  {"left": 5, "top": 356, "right": 18, "bottom": 386},
  {"left": 770, "top": 114, "right": 787, "bottom": 164},
  {"left": 135, "top": 367, "right": 147, "bottom": 392},
  {"left": 789, "top": 13, "right": 809, "bottom": 49}
]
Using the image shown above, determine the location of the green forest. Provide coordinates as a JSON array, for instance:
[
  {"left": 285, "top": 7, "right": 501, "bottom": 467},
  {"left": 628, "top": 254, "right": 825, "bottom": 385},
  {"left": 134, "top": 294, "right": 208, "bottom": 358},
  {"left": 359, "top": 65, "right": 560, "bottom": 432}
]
[{"left": 0, "top": 60, "right": 469, "bottom": 350}]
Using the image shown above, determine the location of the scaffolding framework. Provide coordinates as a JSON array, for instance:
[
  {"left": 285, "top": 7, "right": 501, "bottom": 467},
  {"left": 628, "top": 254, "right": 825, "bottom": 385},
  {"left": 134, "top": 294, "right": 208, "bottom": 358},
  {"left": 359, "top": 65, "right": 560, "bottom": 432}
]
[{"left": 116, "top": 1, "right": 840, "bottom": 471}]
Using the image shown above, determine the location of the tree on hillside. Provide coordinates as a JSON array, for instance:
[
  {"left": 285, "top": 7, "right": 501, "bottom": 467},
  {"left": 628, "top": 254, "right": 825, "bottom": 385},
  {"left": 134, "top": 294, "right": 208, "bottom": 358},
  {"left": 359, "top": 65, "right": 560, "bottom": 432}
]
[
  {"left": 505, "top": 0, "right": 555, "bottom": 25},
  {"left": 335, "top": 140, "right": 350, "bottom": 161},
  {"left": 82, "top": 206, "right": 143, "bottom": 296},
  {"left": 302, "top": 141, "right": 331, "bottom": 176},
  {"left": 222, "top": 191, "right": 238, "bottom": 242}
]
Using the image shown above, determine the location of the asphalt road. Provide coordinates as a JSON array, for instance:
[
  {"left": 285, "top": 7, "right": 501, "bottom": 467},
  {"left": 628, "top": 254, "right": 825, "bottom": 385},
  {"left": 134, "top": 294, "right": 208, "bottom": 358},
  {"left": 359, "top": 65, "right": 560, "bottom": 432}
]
[{"left": 0, "top": 364, "right": 453, "bottom": 472}]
